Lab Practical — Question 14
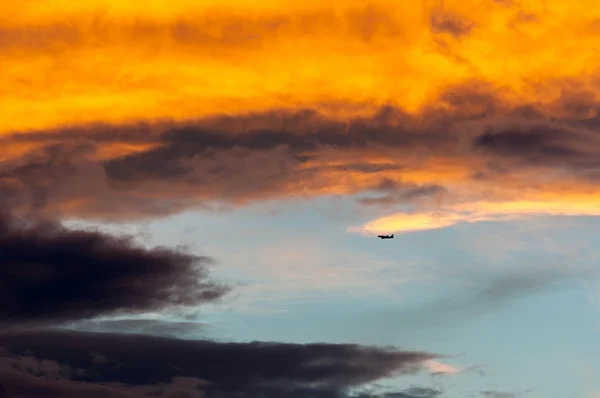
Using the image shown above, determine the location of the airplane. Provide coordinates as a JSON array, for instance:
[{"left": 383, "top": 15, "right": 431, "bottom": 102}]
[{"left": 377, "top": 234, "right": 394, "bottom": 239}]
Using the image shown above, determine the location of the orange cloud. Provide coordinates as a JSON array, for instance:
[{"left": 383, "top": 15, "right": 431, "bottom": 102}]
[
  {"left": 2, "top": 0, "right": 600, "bottom": 134},
  {"left": 352, "top": 192, "right": 600, "bottom": 235}
]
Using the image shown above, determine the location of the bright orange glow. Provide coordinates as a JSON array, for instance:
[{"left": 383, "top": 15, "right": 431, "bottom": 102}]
[
  {"left": 353, "top": 194, "right": 600, "bottom": 235},
  {"left": 2, "top": 0, "right": 600, "bottom": 134},
  {"left": 350, "top": 212, "right": 464, "bottom": 235},
  {"left": 92, "top": 143, "right": 162, "bottom": 161}
]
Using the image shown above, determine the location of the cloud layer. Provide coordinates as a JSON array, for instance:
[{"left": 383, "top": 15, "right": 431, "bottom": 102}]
[
  {"left": 3, "top": 98, "right": 600, "bottom": 226},
  {"left": 0, "top": 330, "right": 439, "bottom": 398},
  {"left": 1, "top": 0, "right": 600, "bottom": 229}
]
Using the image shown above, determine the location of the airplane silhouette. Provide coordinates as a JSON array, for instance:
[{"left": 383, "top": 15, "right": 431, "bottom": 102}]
[{"left": 377, "top": 234, "right": 394, "bottom": 239}]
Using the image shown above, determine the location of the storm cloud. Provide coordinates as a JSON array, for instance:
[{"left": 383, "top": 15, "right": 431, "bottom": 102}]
[
  {"left": 0, "top": 330, "right": 440, "bottom": 398},
  {"left": 0, "top": 212, "right": 228, "bottom": 328}
]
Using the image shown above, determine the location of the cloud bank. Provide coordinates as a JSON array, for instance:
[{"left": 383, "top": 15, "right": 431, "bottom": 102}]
[
  {"left": 3, "top": 100, "right": 600, "bottom": 226},
  {"left": 0, "top": 330, "right": 440, "bottom": 398}
]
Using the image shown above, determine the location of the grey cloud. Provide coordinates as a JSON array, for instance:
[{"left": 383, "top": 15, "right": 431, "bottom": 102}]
[
  {"left": 0, "top": 107, "right": 458, "bottom": 219},
  {"left": 382, "top": 386, "right": 443, "bottom": 398},
  {"left": 357, "top": 178, "right": 446, "bottom": 206},
  {"left": 366, "top": 263, "right": 578, "bottom": 333},
  {"left": 473, "top": 123, "right": 600, "bottom": 170},
  {"left": 0, "top": 330, "right": 440, "bottom": 398}
]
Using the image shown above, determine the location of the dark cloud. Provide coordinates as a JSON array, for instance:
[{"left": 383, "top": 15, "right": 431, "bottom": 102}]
[
  {"left": 0, "top": 106, "right": 459, "bottom": 219},
  {"left": 473, "top": 123, "right": 600, "bottom": 170},
  {"left": 4, "top": 107, "right": 442, "bottom": 153},
  {"left": 0, "top": 365, "right": 204, "bottom": 398},
  {"left": 329, "top": 163, "right": 403, "bottom": 173},
  {"left": 101, "top": 111, "right": 451, "bottom": 185},
  {"left": 357, "top": 178, "right": 446, "bottom": 206},
  {"left": 0, "top": 142, "right": 97, "bottom": 211},
  {"left": 364, "top": 386, "right": 443, "bottom": 398},
  {"left": 430, "top": 10, "right": 475, "bottom": 38},
  {"left": 0, "top": 330, "right": 439, "bottom": 398},
  {"left": 0, "top": 212, "right": 228, "bottom": 328}
]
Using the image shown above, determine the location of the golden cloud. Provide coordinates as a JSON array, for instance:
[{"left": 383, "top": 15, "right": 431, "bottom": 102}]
[
  {"left": 352, "top": 193, "right": 600, "bottom": 235},
  {"left": 2, "top": 0, "right": 600, "bottom": 133}
]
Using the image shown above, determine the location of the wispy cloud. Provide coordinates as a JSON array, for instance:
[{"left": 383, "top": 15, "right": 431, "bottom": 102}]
[
  {"left": 217, "top": 237, "right": 429, "bottom": 313},
  {"left": 350, "top": 196, "right": 600, "bottom": 235},
  {"left": 424, "top": 360, "right": 461, "bottom": 375},
  {"left": 362, "top": 251, "right": 592, "bottom": 334}
]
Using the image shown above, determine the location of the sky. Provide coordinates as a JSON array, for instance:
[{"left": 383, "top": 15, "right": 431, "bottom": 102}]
[{"left": 1, "top": 0, "right": 600, "bottom": 397}]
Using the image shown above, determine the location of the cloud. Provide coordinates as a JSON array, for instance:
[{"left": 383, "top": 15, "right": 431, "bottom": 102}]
[
  {"left": 0, "top": 330, "right": 440, "bottom": 398},
  {"left": 356, "top": 179, "right": 446, "bottom": 206},
  {"left": 0, "top": 106, "right": 457, "bottom": 220},
  {"left": 349, "top": 211, "right": 464, "bottom": 235},
  {"left": 430, "top": 9, "right": 475, "bottom": 38},
  {"left": 472, "top": 122, "right": 600, "bottom": 171},
  {"left": 61, "top": 318, "right": 209, "bottom": 339},
  {"left": 424, "top": 360, "right": 460, "bottom": 375},
  {"left": 480, "top": 389, "right": 533, "bottom": 398},
  {"left": 384, "top": 387, "right": 443, "bottom": 398},
  {"left": 355, "top": 386, "right": 443, "bottom": 398},
  {"left": 3, "top": 96, "right": 600, "bottom": 223},
  {"left": 480, "top": 392, "right": 518, "bottom": 398},
  {"left": 0, "top": 211, "right": 229, "bottom": 328},
  {"left": 4, "top": 0, "right": 600, "bottom": 134},
  {"left": 351, "top": 195, "right": 600, "bottom": 235},
  {"left": 363, "top": 259, "right": 582, "bottom": 334}
]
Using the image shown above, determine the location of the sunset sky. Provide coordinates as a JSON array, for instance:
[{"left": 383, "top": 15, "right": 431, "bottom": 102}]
[{"left": 2, "top": 0, "right": 600, "bottom": 397}]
